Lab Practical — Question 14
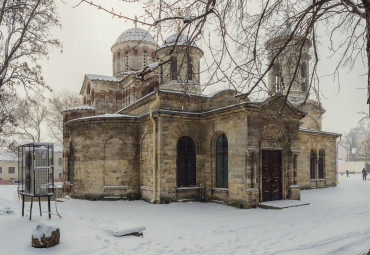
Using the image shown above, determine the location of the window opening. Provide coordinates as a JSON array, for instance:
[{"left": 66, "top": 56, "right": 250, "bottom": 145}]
[
  {"left": 171, "top": 57, "right": 177, "bottom": 81},
  {"left": 177, "top": 136, "right": 196, "bottom": 187},
  {"left": 187, "top": 57, "right": 192, "bottom": 81},
  {"left": 216, "top": 134, "right": 228, "bottom": 188},
  {"left": 318, "top": 150, "right": 324, "bottom": 179},
  {"left": 310, "top": 150, "right": 316, "bottom": 179}
]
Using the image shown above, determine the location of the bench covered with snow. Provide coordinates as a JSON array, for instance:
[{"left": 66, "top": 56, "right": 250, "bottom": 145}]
[{"left": 108, "top": 223, "right": 145, "bottom": 237}]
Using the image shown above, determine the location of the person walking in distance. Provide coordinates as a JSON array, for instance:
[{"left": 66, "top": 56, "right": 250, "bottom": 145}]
[
  {"left": 346, "top": 170, "right": 349, "bottom": 177},
  {"left": 362, "top": 168, "right": 367, "bottom": 180}
]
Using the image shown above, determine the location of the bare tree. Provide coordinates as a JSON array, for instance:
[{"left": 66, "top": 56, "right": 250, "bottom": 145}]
[
  {"left": 13, "top": 96, "right": 49, "bottom": 142},
  {"left": 0, "top": 89, "right": 18, "bottom": 150},
  {"left": 342, "top": 127, "right": 361, "bottom": 149},
  {"left": 0, "top": 0, "right": 61, "bottom": 91},
  {"left": 47, "top": 90, "right": 81, "bottom": 143}
]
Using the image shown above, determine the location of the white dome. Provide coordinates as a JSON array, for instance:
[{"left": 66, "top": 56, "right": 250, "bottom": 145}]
[
  {"left": 114, "top": 28, "right": 157, "bottom": 45},
  {"left": 161, "top": 33, "right": 197, "bottom": 48}
]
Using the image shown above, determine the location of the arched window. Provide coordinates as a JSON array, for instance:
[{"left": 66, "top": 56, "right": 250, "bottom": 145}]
[
  {"left": 216, "top": 134, "right": 228, "bottom": 188},
  {"left": 318, "top": 150, "right": 325, "bottom": 179},
  {"left": 177, "top": 136, "right": 196, "bottom": 187},
  {"left": 125, "top": 53, "right": 129, "bottom": 71},
  {"left": 273, "top": 64, "right": 282, "bottom": 91},
  {"left": 301, "top": 62, "right": 307, "bottom": 92},
  {"left": 293, "top": 154, "right": 298, "bottom": 184},
  {"left": 310, "top": 150, "right": 316, "bottom": 179},
  {"left": 171, "top": 57, "right": 177, "bottom": 81},
  {"left": 115, "top": 92, "right": 121, "bottom": 101},
  {"left": 160, "top": 64, "right": 164, "bottom": 84},
  {"left": 187, "top": 57, "right": 192, "bottom": 81},
  {"left": 86, "top": 83, "right": 91, "bottom": 95},
  {"left": 117, "top": 52, "right": 121, "bottom": 71},
  {"left": 91, "top": 89, "right": 95, "bottom": 103},
  {"left": 143, "top": 51, "right": 147, "bottom": 68}
]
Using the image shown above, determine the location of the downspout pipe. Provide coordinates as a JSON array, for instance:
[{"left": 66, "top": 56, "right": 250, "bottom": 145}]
[
  {"left": 150, "top": 92, "right": 160, "bottom": 203},
  {"left": 336, "top": 135, "right": 342, "bottom": 184}
]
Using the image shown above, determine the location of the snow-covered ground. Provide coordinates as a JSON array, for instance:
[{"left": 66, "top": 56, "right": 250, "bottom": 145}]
[{"left": 1, "top": 174, "right": 370, "bottom": 255}]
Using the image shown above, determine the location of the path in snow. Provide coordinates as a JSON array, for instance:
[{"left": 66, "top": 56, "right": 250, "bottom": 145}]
[{"left": 0, "top": 174, "right": 369, "bottom": 255}]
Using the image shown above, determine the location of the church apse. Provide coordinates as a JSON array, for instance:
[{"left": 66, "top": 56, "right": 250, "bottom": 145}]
[{"left": 103, "top": 138, "right": 128, "bottom": 197}]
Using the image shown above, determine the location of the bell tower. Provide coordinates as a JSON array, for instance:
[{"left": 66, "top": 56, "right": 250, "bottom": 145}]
[{"left": 265, "top": 26, "right": 311, "bottom": 103}]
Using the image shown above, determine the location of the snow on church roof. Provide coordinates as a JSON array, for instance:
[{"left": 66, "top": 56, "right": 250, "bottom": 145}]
[
  {"left": 114, "top": 28, "right": 157, "bottom": 45},
  {"left": 85, "top": 74, "right": 121, "bottom": 82},
  {"left": 62, "top": 104, "right": 95, "bottom": 113},
  {"left": 161, "top": 33, "right": 197, "bottom": 48}
]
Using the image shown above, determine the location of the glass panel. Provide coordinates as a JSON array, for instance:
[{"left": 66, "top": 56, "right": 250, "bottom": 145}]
[
  {"left": 224, "top": 154, "right": 228, "bottom": 187},
  {"left": 177, "top": 155, "right": 185, "bottom": 186},
  {"left": 178, "top": 137, "right": 186, "bottom": 153},
  {"left": 216, "top": 154, "right": 223, "bottom": 187},
  {"left": 187, "top": 137, "right": 195, "bottom": 154},
  {"left": 223, "top": 135, "right": 228, "bottom": 152},
  {"left": 188, "top": 155, "right": 196, "bottom": 186},
  {"left": 216, "top": 136, "right": 223, "bottom": 153}
]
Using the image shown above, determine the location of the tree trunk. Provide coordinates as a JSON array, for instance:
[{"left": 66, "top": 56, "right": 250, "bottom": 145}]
[{"left": 363, "top": 0, "right": 370, "bottom": 114}]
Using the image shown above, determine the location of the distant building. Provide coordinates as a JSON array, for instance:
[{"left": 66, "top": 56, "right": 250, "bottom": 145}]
[
  {"left": 338, "top": 143, "right": 350, "bottom": 161},
  {"left": 0, "top": 153, "right": 18, "bottom": 184}
]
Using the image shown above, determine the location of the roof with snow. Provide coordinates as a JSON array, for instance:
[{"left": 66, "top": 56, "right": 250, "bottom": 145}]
[
  {"left": 85, "top": 74, "right": 121, "bottom": 82},
  {"left": 114, "top": 28, "right": 157, "bottom": 46},
  {"left": 161, "top": 33, "right": 197, "bottom": 48},
  {"left": 62, "top": 104, "right": 95, "bottom": 113},
  {"left": 66, "top": 113, "right": 138, "bottom": 124},
  {"left": 0, "top": 152, "right": 17, "bottom": 161}
]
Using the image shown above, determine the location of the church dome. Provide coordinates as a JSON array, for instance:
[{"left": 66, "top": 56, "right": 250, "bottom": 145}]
[
  {"left": 161, "top": 33, "right": 197, "bottom": 48},
  {"left": 113, "top": 28, "right": 157, "bottom": 46}
]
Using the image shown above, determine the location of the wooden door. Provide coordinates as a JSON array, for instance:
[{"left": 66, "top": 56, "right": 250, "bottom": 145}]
[{"left": 262, "top": 150, "right": 282, "bottom": 201}]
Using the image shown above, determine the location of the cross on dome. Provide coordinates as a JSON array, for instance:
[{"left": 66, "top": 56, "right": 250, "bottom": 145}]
[
  {"left": 177, "top": 7, "right": 183, "bottom": 32},
  {"left": 134, "top": 15, "right": 138, "bottom": 28}
]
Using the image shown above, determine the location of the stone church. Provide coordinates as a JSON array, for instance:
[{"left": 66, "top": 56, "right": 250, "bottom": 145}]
[{"left": 62, "top": 24, "right": 340, "bottom": 208}]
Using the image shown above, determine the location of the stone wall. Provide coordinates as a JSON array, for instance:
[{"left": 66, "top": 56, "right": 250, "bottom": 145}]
[
  {"left": 65, "top": 117, "right": 140, "bottom": 198},
  {"left": 297, "top": 130, "right": 339, "bottom": 189},
  {"left": 63, "top": 91, "right": 339, "bottom": 207}
]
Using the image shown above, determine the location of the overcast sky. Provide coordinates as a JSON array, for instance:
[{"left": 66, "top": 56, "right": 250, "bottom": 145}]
[{"left": 41, "top": 0, "right": 368, "bottom": 136}]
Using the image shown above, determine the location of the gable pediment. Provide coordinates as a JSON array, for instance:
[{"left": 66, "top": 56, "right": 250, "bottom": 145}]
[{"left": 258, "top": 95, "right": 306, "bottom": 120}]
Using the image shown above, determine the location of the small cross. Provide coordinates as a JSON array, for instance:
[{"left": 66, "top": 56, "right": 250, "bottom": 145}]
[
  {"left": 134, "top": 15, "right": 138, "bottom": 28},
  {"left": 177, "top": 7, "right": 183, "bottom": 32}
]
